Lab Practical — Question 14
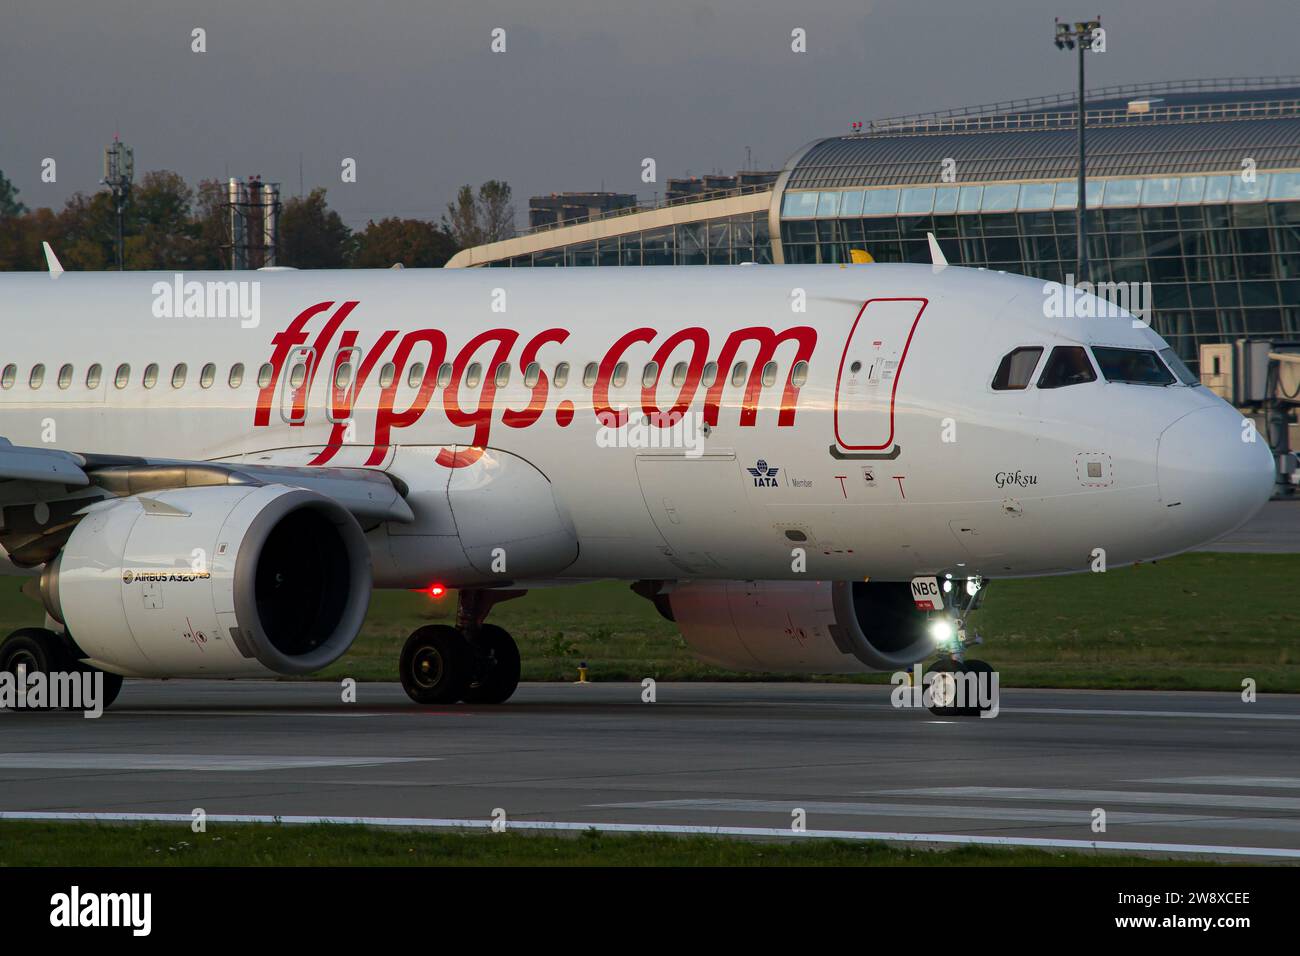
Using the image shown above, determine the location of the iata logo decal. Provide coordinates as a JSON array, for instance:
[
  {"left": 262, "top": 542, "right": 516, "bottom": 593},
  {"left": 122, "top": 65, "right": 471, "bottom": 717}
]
[
  {"left": 747, "top": 459, "right": 781, "bottom": 487},
  {"left": 256, "top": 301, "right": 817, "bottom": 470}
]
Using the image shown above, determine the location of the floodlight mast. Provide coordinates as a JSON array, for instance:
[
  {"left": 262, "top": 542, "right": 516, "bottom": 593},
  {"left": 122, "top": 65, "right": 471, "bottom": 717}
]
[{"left": 1054, "top": 17, "right": 1102, "bottom": 284}]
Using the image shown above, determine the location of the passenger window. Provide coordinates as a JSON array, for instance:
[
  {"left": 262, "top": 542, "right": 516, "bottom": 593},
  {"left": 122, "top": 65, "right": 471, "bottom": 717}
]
[
  {"left": 1090, "top": 347, "right": 1173, "bottom": 386},
  {"left": 991, "top": 347, "right": 1043, "bottom": 390},
  {"left": 86, "top": 364, "right": 103, "bottom": 389},
  {"left": 142, "top": 364, "right": 158, "bottom": 389},
  {"left": 582, "top": 362, "right": 598, "bottom": 388},
  {"left": 257, "top": 363, "right": 273, "bottom": 388},
  {"left": 671, "top": 362, "right": 688, "bottom": 388},
  {"left": 172, "top": 363, "right": 188, "bottom": 388},
  {"left": 465, "top": 363, "right": 482, "bottom": 388},
  {"left": 791, "top": 360, "right": 809, "bottom": 388},
  {"left": 115, "top": 364, "right": 130, "bottom": 389},
  {"left": 407, "top": 362, "right": 425, "bottom": 388},
  {"left": 334, "top": 361, "right": 353, "bottom": 390},
  {"left": 761, "top": 361, "right": 778, "bottom": 388},
  {"left": 229, "top": 363, "right": 245, "bottom": 388},
  {"left": 553, "top": 362, "right": 569, "bottom": 388},
  {"left": 436, "top": 363, "right": 452, "bottom": 388},
  {"left": 702, "top": 362, "right": 718, "bottom": 387},
  {"left": 1038, "top": 346, "right": 1097, "bottom": 389},
  {"left": 495, "top": 363, "right": 510, "bottom": 387},
  {"left": 378, "top": 363, "right": 396, "bottom": 388},
  {"left": 612, "top": 362, "right": 628, "bottom": 388},
  {"left": 642, "top": 362, "right": 659, "bottom": 388},
  {"left": 731, "top": 362, "right": 748, "bottom": 387},
  {"left": 199, "top": 363, "right": 216, "bottom": 389},
  {"left": 1159, "top": 348, "right": 1199, "bottom": 386},
  {"left": 1, "top": 364, "right": 15, "bottom": 389},
  {"left": 57, "top": 364, "right": 73, "bottom": 389},
  {"left": 29, "top": 364, "right": 45, "bottom": 388},
  {"left": 287, "top": 362, "right": 305, "bottom": 389},
  {"left": 524, "top": 363, "right": 540, "bottom": 388}
]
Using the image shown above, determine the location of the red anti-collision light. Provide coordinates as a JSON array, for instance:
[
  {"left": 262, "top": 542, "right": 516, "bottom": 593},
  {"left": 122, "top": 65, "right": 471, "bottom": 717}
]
[{"left": 415, "top": 584, "right": 447, "bottom": 599}]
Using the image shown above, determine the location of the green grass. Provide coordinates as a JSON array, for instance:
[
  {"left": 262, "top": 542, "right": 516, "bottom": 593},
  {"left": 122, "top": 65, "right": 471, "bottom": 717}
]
[
  {"left": 0, "top": 821, "right": 1206, "bottom": 867},
  {"left": 1, "top": 552, "right": 1295, "bottom": 691}
]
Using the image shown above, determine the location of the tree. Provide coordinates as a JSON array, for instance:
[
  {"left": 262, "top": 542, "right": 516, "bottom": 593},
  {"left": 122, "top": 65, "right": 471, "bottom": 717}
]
[
  {"left": 190, "top": 178, "right": 232, "bottom": 269},
  {"left": 478, "top": 180, "right": 515, "bottom": 243},
  {"left": 54, "top": 191, "right": 116, "bottom": 269},
  {"left": 123, "top": 170, "right": 199, "bottom": 269},
  {"left": 279, "top": 188, "right": 352, "bottom": 268},
  {"left": 0, "top": 170, "right": 26, "bottom": 220},
  {"left": 351, "top": 217, "right": 459, "bottom": 268},
  {"left": 443, "top": 180, "right": 515, "bottom": 249}
]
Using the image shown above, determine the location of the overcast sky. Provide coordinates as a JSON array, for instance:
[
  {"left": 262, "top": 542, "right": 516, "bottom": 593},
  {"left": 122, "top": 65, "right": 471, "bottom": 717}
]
[{"left": 2, "top": 0, "right": 1294, "bottom": 228}]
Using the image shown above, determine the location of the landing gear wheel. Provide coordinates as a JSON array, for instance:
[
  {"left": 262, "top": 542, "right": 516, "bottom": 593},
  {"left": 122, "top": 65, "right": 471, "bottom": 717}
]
[
  {"left": 461, "top": 624, "right": 520, "bottom": 705},
  {"left": 963, "top": 659, "right": 994, "bottom": 717},
  {"left": 0, "top": 628, "right": 69, "bottom": 711},
  {"left": 926, "top": 658, "right": 966, "bottom": 717},
  {"left": 400, "top": 625, "right": 471, "bottom": 705},
  {"left": 0, "top": 627, "right": 67, "bottom": 674}
]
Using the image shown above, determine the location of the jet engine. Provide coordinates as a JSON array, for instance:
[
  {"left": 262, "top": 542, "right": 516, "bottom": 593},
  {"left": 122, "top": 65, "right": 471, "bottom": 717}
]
[
  {"left": 663, "top": 580, "right": 936, "bottom": 674},
  {"left": 38, "top": 484, "right": 371, "bottom": 678}
]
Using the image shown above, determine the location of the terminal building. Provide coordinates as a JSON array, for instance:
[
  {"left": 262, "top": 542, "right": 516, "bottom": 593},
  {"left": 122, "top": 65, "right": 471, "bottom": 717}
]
[{"left": 448, "top": 77, "right": 1300, "bottom": 376}]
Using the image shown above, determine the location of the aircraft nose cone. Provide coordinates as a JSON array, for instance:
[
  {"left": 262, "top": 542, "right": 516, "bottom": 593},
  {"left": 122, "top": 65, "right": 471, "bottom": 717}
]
[{"left": 1156, "top": 406, "right": 1275, "bottom": 546}]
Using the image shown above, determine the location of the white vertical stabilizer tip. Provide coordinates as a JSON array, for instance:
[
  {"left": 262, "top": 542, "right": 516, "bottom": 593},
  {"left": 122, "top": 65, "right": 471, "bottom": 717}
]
[
  {"left": 926, "top": 232, "right": 948, "bottom": 268},
  {"left": 42, "top": 242, "right": 64, "bottom": 278}
]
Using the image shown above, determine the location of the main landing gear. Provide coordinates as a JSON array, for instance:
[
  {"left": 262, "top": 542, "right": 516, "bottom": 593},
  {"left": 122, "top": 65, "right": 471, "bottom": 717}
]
[
  {"left": 399, "top": 589, "right": 524, "bottom": 706},
  {"left": 0, "top": 626, "right": 124, "bottom": 711},
  {"left": 925, "top": 578, "right": 996, "bottom": 718}
]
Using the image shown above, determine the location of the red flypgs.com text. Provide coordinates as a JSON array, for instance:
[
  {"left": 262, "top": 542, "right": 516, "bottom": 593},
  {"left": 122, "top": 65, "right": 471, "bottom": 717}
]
[{"left": 255, "top": 301, "right": 817, "bottom": 468}]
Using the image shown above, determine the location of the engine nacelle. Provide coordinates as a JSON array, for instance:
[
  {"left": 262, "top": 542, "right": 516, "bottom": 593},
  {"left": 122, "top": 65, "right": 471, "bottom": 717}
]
[
  {"left": 667, "top": 580, "right": 936, "bottom": 674},
  {"left": 41, "top": 484, "right": 371, "bottom": 678}
]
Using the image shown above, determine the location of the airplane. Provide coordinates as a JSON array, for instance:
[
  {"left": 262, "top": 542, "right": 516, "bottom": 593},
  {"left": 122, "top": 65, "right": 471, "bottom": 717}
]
[{"left": 0, "top": 250, "right": 1274, "bottom": 716}]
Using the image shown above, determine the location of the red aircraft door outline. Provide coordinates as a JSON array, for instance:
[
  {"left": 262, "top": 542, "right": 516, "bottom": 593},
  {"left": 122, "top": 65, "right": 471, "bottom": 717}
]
[{"left": 830, "top": 296, "right": 927, "bottom": 460}]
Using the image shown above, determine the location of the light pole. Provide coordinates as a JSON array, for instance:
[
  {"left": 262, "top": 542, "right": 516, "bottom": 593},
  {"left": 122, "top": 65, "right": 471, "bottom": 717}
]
[{"left": 1054, "top": 17, "right": 1101, "bottom": 284}]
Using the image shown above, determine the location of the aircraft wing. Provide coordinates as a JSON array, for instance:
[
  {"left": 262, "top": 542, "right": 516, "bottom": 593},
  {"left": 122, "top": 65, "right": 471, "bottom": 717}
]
[
  {"left": 0, "top": 438, "right": 413, "bottom": 567},
  {"left": 0, "top": 438, "right": 90, "bottom": 486}
]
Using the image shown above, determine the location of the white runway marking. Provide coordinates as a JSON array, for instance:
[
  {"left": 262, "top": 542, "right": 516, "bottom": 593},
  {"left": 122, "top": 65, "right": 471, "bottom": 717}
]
[
  {"left": 590, "top": 798, "right": 1300, "bottom": 833},
  {"left": 1, "top": 810, "right": 1297, "bottom": 859},
  {"left": 879, "top": 786, "right": 1300, "bottom": 811},
  {"left": 1000, "top": 707, "right": 1300, "bottom": 721},
  {"left": 1138, "top": 776, "right": 1300, "bottom": 789},
  {"left": 112, "top": 710, "right": 469, "bottom": 719},
  {"left": 0, "top": 753, "right": 438, "bottom": 771}
]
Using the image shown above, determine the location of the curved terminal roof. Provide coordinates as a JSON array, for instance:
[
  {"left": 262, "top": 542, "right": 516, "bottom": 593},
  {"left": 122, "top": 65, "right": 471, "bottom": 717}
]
[{"left": 785, "top": 83, "right": 1300, "bottom": 190}]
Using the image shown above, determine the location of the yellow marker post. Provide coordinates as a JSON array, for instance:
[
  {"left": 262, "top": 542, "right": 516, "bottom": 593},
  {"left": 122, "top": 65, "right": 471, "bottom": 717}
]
[{"left": 576, "top": 662, "right": 590, "bottom": 684}]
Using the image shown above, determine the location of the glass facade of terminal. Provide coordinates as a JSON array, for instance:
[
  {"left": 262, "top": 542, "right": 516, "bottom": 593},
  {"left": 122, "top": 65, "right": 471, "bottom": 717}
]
[
  {"left": 489, "top": 212, "right": 772, "bottom": 268},
  {"left": 482, "top": 171, "right": 1300, "bottom": 369},
  {"left": 781, "top": 172, "right": 1300, "bottom": 365}
]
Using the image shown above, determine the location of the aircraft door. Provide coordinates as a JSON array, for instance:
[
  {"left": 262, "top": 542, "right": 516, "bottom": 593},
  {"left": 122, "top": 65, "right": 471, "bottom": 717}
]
[{"left": 831, "top": 297, "right": 927, "bottom": 459}]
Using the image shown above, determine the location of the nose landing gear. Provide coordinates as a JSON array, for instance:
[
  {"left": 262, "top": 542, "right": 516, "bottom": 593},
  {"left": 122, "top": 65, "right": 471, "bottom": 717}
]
[
  {"left": 398, "top": 589, "right": 524, "bottom": 706},
  {"left": 924, "top": 577, "right": 996, "bottom": 717}
]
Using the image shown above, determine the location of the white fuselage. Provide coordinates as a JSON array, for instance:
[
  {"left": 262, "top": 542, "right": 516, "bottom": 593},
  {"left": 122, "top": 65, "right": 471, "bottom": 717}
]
[{"left": 0, "top": 263, "right": 1274, "bottom": 587}]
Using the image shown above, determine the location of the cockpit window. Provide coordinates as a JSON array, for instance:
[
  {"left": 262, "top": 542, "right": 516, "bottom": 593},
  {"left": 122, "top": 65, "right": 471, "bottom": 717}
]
[
  {"left": 1038, "top": 346, "right": 1097, "bottom": 389},
  {"left": 991, "top": 347, "right": 1043, "bottom": 390},
  {"left": 1158, "top": 347, "right": 1200, "bottom": 386},
  {"left": 1092, "top": 347, "right": 1175, "bottom": 386}
]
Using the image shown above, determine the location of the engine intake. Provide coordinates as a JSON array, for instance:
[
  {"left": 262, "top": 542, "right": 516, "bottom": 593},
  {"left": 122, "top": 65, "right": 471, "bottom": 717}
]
[{"left": 42, "top": 484, "right": 371, "bottom": 678}]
